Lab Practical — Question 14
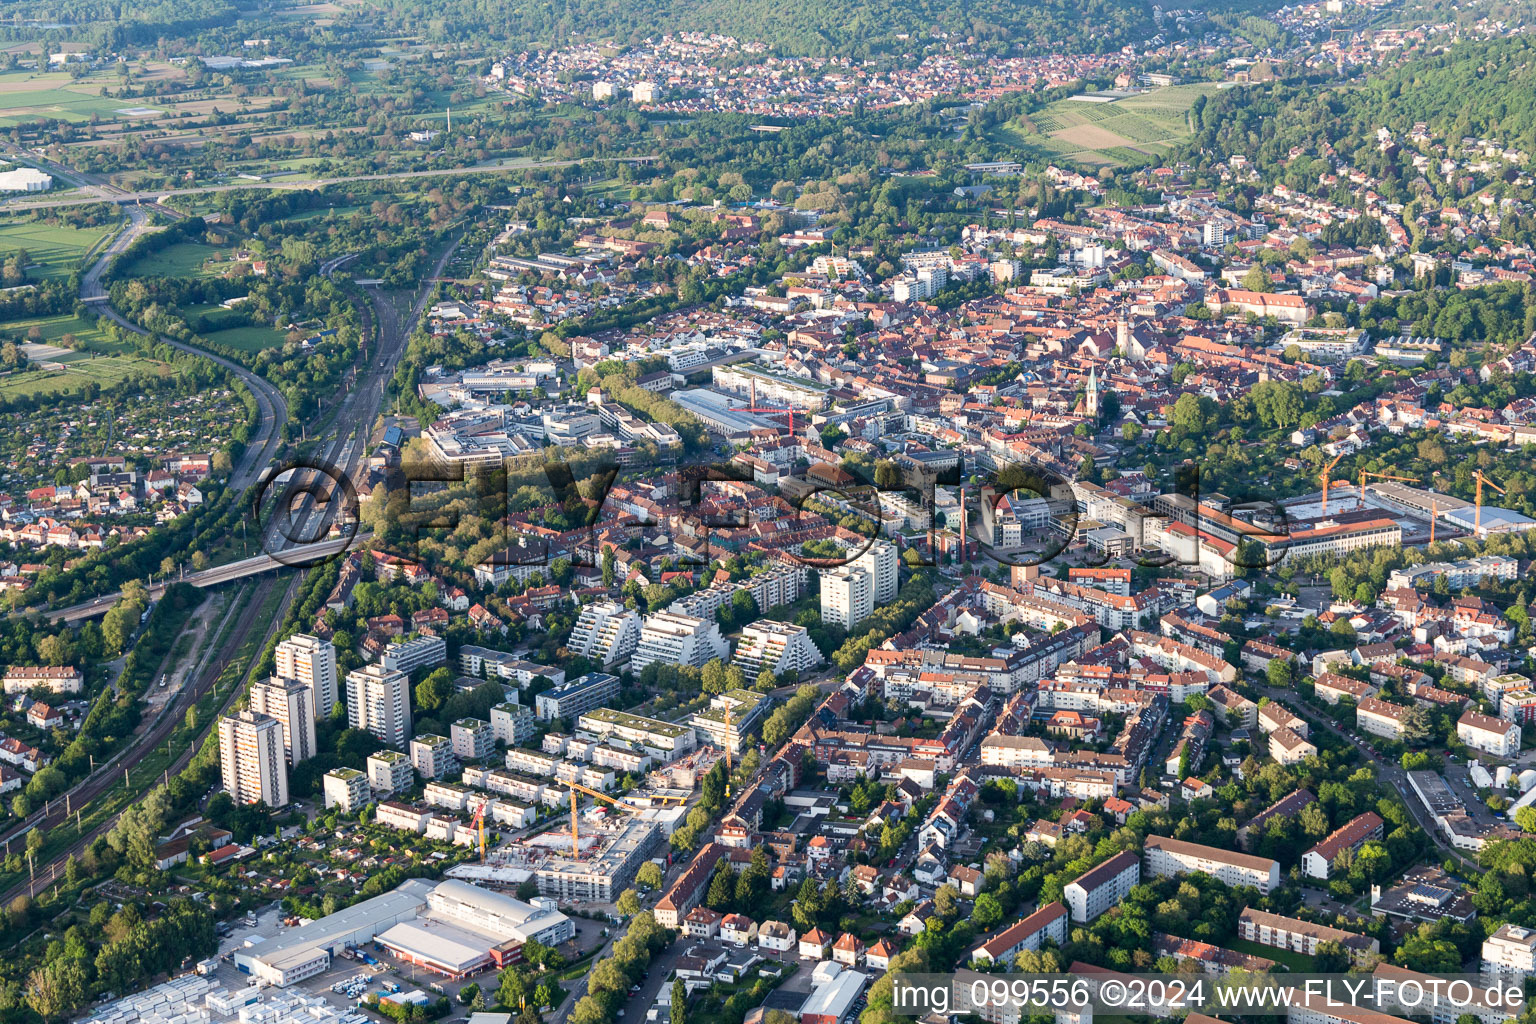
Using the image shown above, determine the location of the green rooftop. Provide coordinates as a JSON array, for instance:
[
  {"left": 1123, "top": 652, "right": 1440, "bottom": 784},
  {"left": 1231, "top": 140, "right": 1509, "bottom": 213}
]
[{"left": 579, "top": 706, "right": 692, "bottom": 738}]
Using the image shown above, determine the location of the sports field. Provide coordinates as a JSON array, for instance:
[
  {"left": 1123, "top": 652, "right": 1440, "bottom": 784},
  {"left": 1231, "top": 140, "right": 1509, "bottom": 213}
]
[{"left": 992, "top": 83, "right": 1222, "bottom": 167}]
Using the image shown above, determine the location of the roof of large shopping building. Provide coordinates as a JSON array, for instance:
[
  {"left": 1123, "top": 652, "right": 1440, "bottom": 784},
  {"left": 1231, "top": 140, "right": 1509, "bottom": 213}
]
[{"left": 243, "top": 878, "right": 435, "bottom": 969}]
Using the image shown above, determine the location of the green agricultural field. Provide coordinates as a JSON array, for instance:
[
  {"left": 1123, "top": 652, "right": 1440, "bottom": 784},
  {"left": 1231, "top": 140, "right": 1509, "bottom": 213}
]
[
  {"left": 122, "top": 241, "right": 233, "bottom": 279},
  {"left": 0, "top": 313, "right": 112, "bottom": 349},
  {"left": 202, "top": 323, "right": 289, "bottom": 353},
  {"left": 992, "top": 83, "right": 1222, "bottom": 167},
  {"left": 0, "top": 71, "right": 129, "bottom": 126},
  {"left": 0, "top": 218, "right": 114, "bottom": 281}
]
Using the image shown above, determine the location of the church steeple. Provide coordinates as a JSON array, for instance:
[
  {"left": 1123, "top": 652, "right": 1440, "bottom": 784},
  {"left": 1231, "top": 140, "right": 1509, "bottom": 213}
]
[{"left": 1086, "top": 365, "right": 1100, "bottom": 420}]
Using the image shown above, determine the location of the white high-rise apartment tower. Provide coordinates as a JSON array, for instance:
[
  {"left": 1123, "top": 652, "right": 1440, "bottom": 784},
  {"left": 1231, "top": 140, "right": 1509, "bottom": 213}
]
[
  {"left": 248, "top": 676, "right": 318, "bottom": 766},
  {"left": 853, "top": 541, "right": 899, "bottom": 604},
  {"left": 275, "top": 634, "right": 338, "bottom": 716},
  {"left": 820, "top": 566, "right": 873, "bottom": 630},
  {"left": 345, "top": 665, "right": 412, "bottom": 748},
  {"left": 218, "top": 711, "right": 290, "bottom": 807}
]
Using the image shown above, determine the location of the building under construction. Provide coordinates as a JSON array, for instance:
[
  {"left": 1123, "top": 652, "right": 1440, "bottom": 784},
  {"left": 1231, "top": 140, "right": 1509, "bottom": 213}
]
[{"left": 449, "top": 814, "right": 662, "bottom": 902}]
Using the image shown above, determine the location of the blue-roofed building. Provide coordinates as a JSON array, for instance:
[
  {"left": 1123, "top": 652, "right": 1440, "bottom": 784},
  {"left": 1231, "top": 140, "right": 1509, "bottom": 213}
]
[{"left": 1442, "top": 505, "right": 1536, "bottom": 537}]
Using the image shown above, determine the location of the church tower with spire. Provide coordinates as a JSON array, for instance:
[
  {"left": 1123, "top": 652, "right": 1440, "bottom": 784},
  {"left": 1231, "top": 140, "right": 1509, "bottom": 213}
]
[{"left": 1085, "top": 366, "right": 1100, "bottom": 420}]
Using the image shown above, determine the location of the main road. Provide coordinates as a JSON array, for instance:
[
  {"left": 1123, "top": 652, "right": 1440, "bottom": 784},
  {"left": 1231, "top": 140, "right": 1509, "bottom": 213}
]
[
  {"left": 1, "top": 155, "right": 660, "bottom": 212},
  {"left": 3, "top": 209, "right": 464, "bottom": 897},
  {"left": 82, "top": 204, "right": 289, "bottom": 492}
]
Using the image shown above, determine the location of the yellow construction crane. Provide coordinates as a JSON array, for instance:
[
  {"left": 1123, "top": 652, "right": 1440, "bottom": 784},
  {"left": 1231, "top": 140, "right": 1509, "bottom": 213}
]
[
  {"left": 471, "top": 801, "right": 488, "bottom": 862},
  {"left": 1357, "top": 471, "right": 1419, "bottom": 509},
  {"left": 723, "top": 701, "right": 733, "bottom": 799},
  {"left": 559, "top": 779, "right": 686, "bottom": 860},
  {"left": 1320, "top": 453, "right": 1344, "bottom": 514},
  {"left": 1475, "top": 470, "right": 1506, "bottom": 535}
]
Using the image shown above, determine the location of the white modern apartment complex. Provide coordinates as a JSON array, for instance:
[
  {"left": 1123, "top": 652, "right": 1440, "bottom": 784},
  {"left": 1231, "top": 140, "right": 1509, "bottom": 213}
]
[
  {"left": 275, "top": 634, "right": 339, "bottom": 716},
  {"left": 1144, "top": 835, "right": 1281, "bottom": 893},
  {"left": 1064, "top": 850, "right": 1140, "bottom": 923},
  {"left": 690, "top": 689, "right": 771, "bottom": 753},
  {"left": 732, "top": 619, "right": 824, "bottom": 678},
  {"left": 381, "top": 634, "right": 448, "bottom": 675},
  {"left": 411, "top": 734, "right": 458, "bottom": 779},
  {"left": 1483, "top": 922, "right": 1536, "bottom": 976},
  {"left": 346, "top": 665, "right": 413, "bottom": 748},
  {"left": 629, "top": 612, "right": 730, "bottom": 673},
  {"left": 219, "top": 711, "right": 289, "bottom": 807},
  {"left": 368, "top": 750, "right": 414, "bottom": 796},
  {"left": 566, "top": 601, "right": 642, "bottom": 667},
  {"left": 577, "top": 707, "right": 697, "bottom": 761},
  {"left": 451, "top": 718, "right": 495, "bottom": 761},
  {"left": 820, "top": 566, "right": 873, "bottom": 629},
  {"left": 248, "top": 676, "right": 318, "bottom": 766},
  {"left": 323, "top": 767, "right": 370, "bottom": 812},
  {"left": 491, "top": 702, "right": 536, "bottom": 745},
  {"left": 535, "top": 672, "right": 622, "bottom": 721}
]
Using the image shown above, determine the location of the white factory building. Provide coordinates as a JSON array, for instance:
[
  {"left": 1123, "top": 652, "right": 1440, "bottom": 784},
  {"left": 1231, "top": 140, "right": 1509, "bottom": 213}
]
[
  {"left": 375, "top": 880, "right": 573, "bottom": 978},
  {"left": 234, "top": 879, "right": 436, "bottom": 986},
  {"left": 233, "top": 879, "right": 571, "bottom": 987}
]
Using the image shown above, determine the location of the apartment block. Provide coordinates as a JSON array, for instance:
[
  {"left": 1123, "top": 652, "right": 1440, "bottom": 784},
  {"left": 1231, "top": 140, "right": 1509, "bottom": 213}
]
[
  {"left": 1301, "top": 812, "right": 1385, "bottom": 879},
  {"left": 1238, "top": 908, "right": 1379, "bottom": 965},
  {"left": 411, "top": 734, "right": 458, "bottom": 780},
  {"left": 577, "top": 707, "right": 696, "bottom": 761},
  {"left": 218, "top": 711, "right": 289, "bottom": 808},
  {"left": 1483, "top": 922, "right": 1536, "bottom": 976},
  {"left": 853, "top": 541, "right": 899, "bottom": 604},
  {"left": 275, "top": 634, "right": 338, "bottom": 716},
  {"left": 565, "top": 601, "right": 642, "bottom": 667},
  {"left": 380, "top": 634, "right": 448, "bottom": 676},
  {"left": 1458, "top": 709, "right": 1521, "bottom": 758},
  {"left": 248, "top": 676, "right": 318, "bottom": 766},
  {"left": 323, "top": 767, "right": 370, "bottom": 812},
  {"left": 490, "top": 702, "right": 537, "bottom": 745},
  {"left": 535, "top": 672, "right": 621, "bottom": 721},
  {"left": 732, "top": 619, "right": 824, "bottom": 678},
  {"left": 1063, "top": 850, "right": 1140, "bottom": 923},
  {"left": 971, "top": 902, "right": 1069, "bottom": 965},
  {"left": 1355, "top": 697, "right": 1408, "bottom": 740},
  {"left": 367, "top": 749, "right": 414, "bottom": 797},
  {"left": 690, "top": 689, "right": 770, "bottom": 753},
  {"left": 1144, "top": 835, "right": 1280, "bottom": 893},
  {"left": 820, "top": 566, "right": 873, "bottom": 629},
  {"left": 629, "top": 612, "right": 730, "bottom": 673},
  {"left": 451, "top": 718, "right": 495, "bottom": 761},
  {"left": 346, "top": 665, "right": 412, "bottom": 748}
]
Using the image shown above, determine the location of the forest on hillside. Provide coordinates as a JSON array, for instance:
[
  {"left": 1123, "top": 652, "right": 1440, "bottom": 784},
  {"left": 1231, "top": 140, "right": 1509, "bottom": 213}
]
[{"left": 366, "top": 0, "right": 1158, "bottom": 56}]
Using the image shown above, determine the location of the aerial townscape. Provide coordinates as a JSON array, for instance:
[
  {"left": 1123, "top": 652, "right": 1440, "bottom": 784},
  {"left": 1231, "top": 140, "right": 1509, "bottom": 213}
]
[{"left": 8, "top": 1, "right": 1536, "bottom": 1024}]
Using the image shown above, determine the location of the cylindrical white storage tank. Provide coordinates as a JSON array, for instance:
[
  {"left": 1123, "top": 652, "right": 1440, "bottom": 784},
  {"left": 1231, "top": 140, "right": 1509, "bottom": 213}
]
[
  {"left": 1498, "top": 765, "right": 1513, "bottom": 789},
  {"left": 1471, "top": 764, "right": 1494, "bottom": 789},
  {"left": 1519, "top": 769, "right": 1536, "bottom": 792}
]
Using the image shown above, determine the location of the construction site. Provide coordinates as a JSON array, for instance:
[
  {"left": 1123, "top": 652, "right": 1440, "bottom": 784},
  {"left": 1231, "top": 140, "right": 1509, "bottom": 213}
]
[
  {"left": 1277, "top": 462, "right": 1536, "bottom": 547},
  {"left": 446, "top": 766, "right": 700, "bottom": 902}
]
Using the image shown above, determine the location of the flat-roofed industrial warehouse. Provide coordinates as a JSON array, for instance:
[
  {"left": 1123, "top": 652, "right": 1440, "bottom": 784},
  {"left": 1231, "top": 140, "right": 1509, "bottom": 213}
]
[
  {"left": 234, "top": 878, "right": 572, "bottom": 986},
  {"left": 234, "top": 879, "right": 435, "bottom": 986}
]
